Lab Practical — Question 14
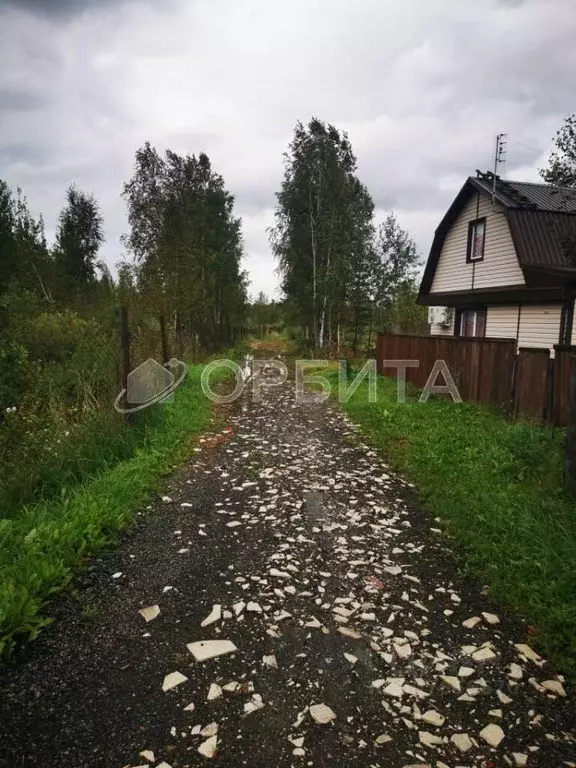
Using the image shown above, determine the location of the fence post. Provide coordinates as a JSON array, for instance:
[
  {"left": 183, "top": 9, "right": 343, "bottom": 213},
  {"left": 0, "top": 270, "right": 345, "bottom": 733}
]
[
  {"left": 119, "top": 305, "right": 132, "bottom": 423},
  {"left": 120, "top": 305, "right": 131, "bottom": 391},
  {"left": 565, "top": 354, "right": 576, "bottom": 491},
  {"left": 159, "top": 312, "right": 169, "bottom": 364}
]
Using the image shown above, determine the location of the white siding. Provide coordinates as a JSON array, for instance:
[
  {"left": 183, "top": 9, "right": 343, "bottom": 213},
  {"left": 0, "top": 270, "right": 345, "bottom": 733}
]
[
  {"left": 430, "top": 303, "right": 562, "bottom": 353},
  {"left": 572, "top": 300, "right": 576, "bottom": 346},
  {"left": 517, "top": 305, "right": 562, "bottom": 351},
  {"left": 485, "top": 305, "right": 520, "bottom": 340},
  {"left": 430, "top": 194, "right": 525, "bottom": 294}
]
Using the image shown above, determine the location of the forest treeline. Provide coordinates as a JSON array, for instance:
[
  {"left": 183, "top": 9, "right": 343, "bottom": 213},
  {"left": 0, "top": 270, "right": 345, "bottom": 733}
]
[
  {"left": 0, "top": 119, "right": 429, "bottom": 515},
  {"left": 0, "top": 144, "right": 250, "bottom": 515}
]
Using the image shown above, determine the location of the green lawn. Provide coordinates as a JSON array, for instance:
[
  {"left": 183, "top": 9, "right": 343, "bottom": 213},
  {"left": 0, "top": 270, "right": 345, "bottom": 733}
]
[
  {"left": 0, "top": 365, "right": 218, "bottom": 657},
  {"left": 331, "top": 370, "right": 576, "bottom": 678}
]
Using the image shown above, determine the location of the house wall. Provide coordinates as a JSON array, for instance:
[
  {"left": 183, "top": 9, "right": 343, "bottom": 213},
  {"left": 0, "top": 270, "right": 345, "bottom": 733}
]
[
  {"left": 429, "top": 303, "right": 562, "bottom": 353},
  {"left": 517, "top": 305, "right": 562, "bottom": 351},
  {"left": 485, "top": 305, "right": 520, "bottom": 340},
  {"left": 430, "top": 194, "right": 525, "bottom": 294}
]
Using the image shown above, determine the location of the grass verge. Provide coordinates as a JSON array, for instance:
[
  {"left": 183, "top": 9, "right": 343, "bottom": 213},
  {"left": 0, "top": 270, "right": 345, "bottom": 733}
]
[
  {"left": 0, "top": 364, "right": 220, "bottom": 658},
  {"left": 329, "top": 370, "right": 576, "bottom": 679}
]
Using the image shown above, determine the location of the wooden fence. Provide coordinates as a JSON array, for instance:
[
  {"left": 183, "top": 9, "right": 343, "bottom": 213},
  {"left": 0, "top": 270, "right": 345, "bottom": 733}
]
[{"left": 376, "top": 333, "right": 576, "bottom": 427}]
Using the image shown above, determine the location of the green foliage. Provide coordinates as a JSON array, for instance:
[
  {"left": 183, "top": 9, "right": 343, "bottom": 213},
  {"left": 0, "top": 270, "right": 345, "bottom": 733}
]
[
  {"left": 0, "top": 183, "right": 54, "bottom": 302},
  {"left": 122, "top": 143, "right": 248, "bottom": 352},
  {"left": 0, "top": 337, "right": 29, "bottom": 412},
  {"left": 540, "top": 113, "right": 576, "bottom": 187},
  {"left": 329, "top": 372, "right": 576, "bottom": 679},
  {"left": 54, "top": 185, "right": 104, "bottom": 303},
  {"left": 270, "top": 119, "right": 422, "bottom": 351},
  {"left": 0, "top": 365, "right": 216, "bottom": 656},
  {"left": 0, "top": 305, "right": 122, "bottom": 515},
  {"left": 0, "top": 154, "right": 247, "bottom": 655},
  {"left": 377, "top": 278, "right": 428, "bottom": 337},
  {"left": 247, "top": 292, "right": 285, "bottom": 329},
  {"left": 271, "top": 118, "right": 375, "bottom": 349}
]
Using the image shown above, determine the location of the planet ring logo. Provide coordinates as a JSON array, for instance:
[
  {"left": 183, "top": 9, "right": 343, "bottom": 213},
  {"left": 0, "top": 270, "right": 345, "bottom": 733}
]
[{"left": 114, "top": 358, "right": 188, "bottom": 414}]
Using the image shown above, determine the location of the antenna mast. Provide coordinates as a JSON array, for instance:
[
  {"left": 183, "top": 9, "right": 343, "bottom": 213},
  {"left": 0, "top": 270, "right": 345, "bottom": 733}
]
[{"left": 492, "top": 133, "right": 507, "bottom": 204}]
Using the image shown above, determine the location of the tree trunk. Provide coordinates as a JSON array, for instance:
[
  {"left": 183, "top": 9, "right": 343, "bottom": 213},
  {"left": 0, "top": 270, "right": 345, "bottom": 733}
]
[
  {"left": 367, "top": 305, "right": 373, "bottom": 352},
  {"left": 318, "top": 243, "right": 331, "bottom": 349},
  {"left": 309, "top": 190, "right": 318, "bottom": 348}
]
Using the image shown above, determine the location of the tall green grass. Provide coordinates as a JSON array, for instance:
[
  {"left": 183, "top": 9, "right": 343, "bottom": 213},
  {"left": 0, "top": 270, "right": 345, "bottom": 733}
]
[
  {"left": 0, "top": 365, "right": 217, "bottom": 657},
  {"left": 331, "top": 372, "right": 576, "bottom": 678}
]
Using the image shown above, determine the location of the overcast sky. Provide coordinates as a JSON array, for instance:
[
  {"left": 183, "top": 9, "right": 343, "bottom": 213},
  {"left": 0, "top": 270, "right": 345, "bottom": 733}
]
[{"left": 1, "top": 0, "right": 575, "bottom": 299}]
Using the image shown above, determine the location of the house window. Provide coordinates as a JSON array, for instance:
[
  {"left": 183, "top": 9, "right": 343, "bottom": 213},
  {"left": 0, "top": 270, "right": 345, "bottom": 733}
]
[
  {"left": 457, "top": 308, "right": 486, "bottom": 338},
  {"left": 467, "top": 218, "right": 486, "bottom": 262}
]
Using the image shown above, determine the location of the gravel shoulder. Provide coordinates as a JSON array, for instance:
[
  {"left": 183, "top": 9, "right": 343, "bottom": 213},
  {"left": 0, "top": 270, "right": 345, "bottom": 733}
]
[{"left": 0, "top": 367, "right": 574, "bottom": 768}]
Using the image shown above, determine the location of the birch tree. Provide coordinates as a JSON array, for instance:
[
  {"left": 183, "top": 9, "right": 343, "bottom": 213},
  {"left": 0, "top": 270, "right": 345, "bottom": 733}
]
[
  {"left": 540, "top": 114, "right": 576, "bottom": 187},
  {"left": 271, "top": 118, "right": 374, "bottom": 349},
  {"left": 122, "top": 143, "right": 247, "bottom": 351}
]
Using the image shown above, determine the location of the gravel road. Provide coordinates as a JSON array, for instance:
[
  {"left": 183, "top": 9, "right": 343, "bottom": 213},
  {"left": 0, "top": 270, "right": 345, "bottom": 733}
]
[{"left": 0, "top": 365, "right": 574, "bottom": 768}]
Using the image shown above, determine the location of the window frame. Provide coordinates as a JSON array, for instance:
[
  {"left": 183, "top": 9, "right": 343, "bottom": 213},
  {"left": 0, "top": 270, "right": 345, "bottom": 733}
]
[
  {"left": 466, "top": 217, "right": 486, "bottom": 263},
  {"left": 455, "top": 307, "right": 487, "bottom": 338}
]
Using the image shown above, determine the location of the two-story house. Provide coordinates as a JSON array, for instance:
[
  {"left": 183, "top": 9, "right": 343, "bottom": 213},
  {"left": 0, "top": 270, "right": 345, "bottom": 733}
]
[{"left": 418, "top": 170, "right": 576, "bottom": 352}]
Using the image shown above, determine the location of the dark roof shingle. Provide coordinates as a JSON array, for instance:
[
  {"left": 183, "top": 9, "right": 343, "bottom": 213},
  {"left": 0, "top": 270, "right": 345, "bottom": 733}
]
[
  {"left": 473, "top": 172, "right": 576, "bottom": 213},
  {"left": 507, "top": 209, "right": 576, "bottom": 272},
  {"left": 419, "top": 172, "right": 576, "bottom": 298}
]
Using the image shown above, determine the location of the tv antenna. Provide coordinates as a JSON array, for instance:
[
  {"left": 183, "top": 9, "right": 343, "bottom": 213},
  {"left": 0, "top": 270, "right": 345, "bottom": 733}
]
[{"left": 492, "top": 133, "right": 507, "bottom": 204}]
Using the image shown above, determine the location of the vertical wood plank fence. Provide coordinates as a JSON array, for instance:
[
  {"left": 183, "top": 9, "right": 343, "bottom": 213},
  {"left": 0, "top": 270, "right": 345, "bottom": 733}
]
[{"left": 376, "top": 333, "right": 576, "bottom": 427}]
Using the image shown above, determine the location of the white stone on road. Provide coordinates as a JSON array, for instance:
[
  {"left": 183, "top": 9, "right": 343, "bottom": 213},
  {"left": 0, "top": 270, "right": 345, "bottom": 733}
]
[
  {"left": 479, "top": 723, "right": 505, "bottom": 747},
  {"left": 162, "top": 671, "right": 188, "bottom": 692},
  {"left": 309, "top": 704, "right": 336, "bottom": 724},
  {"left": 138, "top": 605, "right": 160, "bottom": 622},
  {"left": 187, "top": 639, "right": 238, "bottom": 662},
  {"left": 201, "top": 605, "right": 222, "bottom": 627}
]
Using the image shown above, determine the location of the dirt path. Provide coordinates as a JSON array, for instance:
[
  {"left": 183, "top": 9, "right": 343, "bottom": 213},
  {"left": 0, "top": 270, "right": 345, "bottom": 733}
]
[{"left": 0, "top": 367, "right": 574, "bottom": 768}]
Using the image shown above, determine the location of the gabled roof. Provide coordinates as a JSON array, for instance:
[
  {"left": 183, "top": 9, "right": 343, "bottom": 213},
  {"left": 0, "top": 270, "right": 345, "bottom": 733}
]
[
  {"left": 473, "top": 175, "right": 576, "bottom": 213},
  {"left": 419, "top": 171, "right": 576, "bottom": 297}
]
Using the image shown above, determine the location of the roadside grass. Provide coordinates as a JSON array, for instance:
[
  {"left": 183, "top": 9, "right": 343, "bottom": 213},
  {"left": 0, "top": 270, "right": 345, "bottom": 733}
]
[
  {"left": 327, "top": 370, "right": 576, "bottom": 679},
  {"left": 0, "top": 364, "right": 221, "bottom": 658}
]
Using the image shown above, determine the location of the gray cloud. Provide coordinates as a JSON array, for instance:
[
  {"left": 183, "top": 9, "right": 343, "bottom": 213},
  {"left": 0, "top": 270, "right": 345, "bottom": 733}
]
[
  {"left": 1, "top": 0, "right": 127, "bottom": 18},
  {"left": 0, "top": 86, "right": 46, "bottom": 111},
  {"left": 0, "top": 0, "right": 574, "bottom": 297}
]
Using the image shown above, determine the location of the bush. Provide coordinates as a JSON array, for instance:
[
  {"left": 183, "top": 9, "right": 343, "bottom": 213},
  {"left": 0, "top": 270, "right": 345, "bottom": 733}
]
[{"left": 0, "top": 308, "right": 121, "bottom": 517}]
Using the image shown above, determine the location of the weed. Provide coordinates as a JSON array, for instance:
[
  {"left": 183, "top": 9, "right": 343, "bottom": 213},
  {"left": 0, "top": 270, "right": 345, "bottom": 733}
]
[
  {"left": 81, "top": 604, "right": 100, "bottom": 622},
  {"left": 0, "top": 365, "right": 222, "bottom": 656}
]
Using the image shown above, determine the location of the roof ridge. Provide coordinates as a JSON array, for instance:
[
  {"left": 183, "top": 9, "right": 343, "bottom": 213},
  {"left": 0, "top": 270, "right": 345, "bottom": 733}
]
[
  {"left": 509, "top": 179, "right": 576, "bottom": 191},
  {"left": 475, "top": 169, "right": 576, "bottom": 193}
]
